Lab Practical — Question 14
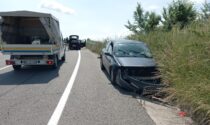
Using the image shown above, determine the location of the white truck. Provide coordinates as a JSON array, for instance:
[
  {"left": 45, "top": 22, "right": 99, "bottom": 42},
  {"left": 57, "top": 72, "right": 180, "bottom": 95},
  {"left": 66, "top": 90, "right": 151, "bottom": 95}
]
[{"left": 0, "top": 11, "right": 66, "bottom": 70}]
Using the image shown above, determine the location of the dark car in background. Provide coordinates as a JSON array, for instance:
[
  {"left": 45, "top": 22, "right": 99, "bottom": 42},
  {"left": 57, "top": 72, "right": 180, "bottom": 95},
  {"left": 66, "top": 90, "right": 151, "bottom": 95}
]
[
  {"left": 100, "top": 39, "right": 161, "bottom": 93},
  {"left": 80, "top": 39, "right": 86, "bottom": 48},
  {"left": 68, "top": 35, "right": 81, "bottom": 50}
]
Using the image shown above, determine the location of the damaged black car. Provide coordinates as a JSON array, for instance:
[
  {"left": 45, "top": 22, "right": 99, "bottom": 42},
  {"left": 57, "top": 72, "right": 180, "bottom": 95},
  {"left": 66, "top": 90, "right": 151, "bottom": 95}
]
[{"left": 100, "top": 39, "right": 162, "bottom": 93}]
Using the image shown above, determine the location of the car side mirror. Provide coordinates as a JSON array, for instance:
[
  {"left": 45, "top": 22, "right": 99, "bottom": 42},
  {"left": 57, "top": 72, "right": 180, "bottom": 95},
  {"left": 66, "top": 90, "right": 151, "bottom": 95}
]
[{"left": 104, "top": 52, "right": 113, "bottom": 57}]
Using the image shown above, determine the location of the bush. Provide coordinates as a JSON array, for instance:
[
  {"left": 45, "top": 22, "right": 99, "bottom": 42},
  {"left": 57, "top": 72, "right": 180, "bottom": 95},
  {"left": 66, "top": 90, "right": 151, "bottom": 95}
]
[{"left": 128, "top": 20, "right": 210, "bottom": 125}]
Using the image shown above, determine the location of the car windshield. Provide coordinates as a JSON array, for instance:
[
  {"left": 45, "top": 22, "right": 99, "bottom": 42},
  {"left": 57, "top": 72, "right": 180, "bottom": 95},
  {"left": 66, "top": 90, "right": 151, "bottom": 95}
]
[
  {"left": 71, "top": 40, "right": 79, "bottom": 43},
  {"left": 70, "top": 36, "right": 78, "bottom": 39},
  {"left": 114, "top": 43, "right": 152, "bottom": 58}
]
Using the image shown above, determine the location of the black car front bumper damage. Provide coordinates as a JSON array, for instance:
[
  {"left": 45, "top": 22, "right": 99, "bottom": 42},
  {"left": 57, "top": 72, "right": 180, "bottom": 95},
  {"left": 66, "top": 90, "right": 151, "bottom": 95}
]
[{"left": 118, "top": 70, "right": 164, "bottom": 94}]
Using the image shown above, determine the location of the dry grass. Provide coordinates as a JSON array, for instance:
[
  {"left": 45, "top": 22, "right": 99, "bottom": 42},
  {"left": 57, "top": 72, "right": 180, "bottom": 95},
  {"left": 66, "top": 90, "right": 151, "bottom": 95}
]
[{"left": 128, "top": 20, "right": 210, "bottom": 125}]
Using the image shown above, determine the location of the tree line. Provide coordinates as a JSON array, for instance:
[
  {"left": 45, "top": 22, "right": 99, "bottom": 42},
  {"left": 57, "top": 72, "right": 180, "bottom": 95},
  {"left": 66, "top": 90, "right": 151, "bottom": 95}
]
[{"left": 125, "top": 0, "right": 210, "bottom": 34}]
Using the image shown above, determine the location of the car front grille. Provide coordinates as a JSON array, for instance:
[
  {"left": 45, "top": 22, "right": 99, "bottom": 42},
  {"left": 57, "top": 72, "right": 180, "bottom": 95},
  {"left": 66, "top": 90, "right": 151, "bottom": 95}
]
[{"left": 124, "top": 67, "right": 160, "bottom": 77}]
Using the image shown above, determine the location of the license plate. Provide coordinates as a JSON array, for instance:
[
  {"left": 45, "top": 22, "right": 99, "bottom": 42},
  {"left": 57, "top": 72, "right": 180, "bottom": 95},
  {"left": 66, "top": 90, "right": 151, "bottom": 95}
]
[{"left": 22, "top": 60, "right": 37, "bottom": 65}]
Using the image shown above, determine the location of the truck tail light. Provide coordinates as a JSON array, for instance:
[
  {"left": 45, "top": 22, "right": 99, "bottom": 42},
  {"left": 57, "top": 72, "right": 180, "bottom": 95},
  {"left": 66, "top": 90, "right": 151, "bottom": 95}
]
[
  {"left": 6, "top": 60, "right": 15, "bottom": 65},
  {"left": 47, "top": 60, "right": 54, "bottom": 65}
]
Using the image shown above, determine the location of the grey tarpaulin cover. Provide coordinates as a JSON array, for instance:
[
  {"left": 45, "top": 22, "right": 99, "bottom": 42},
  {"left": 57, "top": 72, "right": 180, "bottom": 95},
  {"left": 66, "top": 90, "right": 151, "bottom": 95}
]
[{"left": 0, "top": 10, "right": 61, "bottom": 44}]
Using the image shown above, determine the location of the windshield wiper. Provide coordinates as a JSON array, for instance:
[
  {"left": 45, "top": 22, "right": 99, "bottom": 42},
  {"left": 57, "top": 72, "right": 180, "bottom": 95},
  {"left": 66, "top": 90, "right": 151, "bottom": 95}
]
[{"left": 139, "top": 53, "right": 152, "bottom": 58}]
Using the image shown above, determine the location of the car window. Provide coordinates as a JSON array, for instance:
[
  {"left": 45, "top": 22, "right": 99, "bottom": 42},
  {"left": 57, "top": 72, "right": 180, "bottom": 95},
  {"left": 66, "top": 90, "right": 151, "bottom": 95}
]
[
  {"left": 105, "top": 42, "right": 111, "bottom": 51},
  {"left": 71, "top": 40, "right": 79, "bottom": 43},
  {"left": 107, "top": 44, "right": 113, "bottom": 54},
  {"left": 114, "top": 43, "right": 152, "bottom": 58}
]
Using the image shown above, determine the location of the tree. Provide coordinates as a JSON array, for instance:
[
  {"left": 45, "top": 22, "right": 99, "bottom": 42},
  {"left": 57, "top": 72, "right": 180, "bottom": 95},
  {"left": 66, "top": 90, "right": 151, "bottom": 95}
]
[
  {"left": 201, "top": 1, "right": 210, "bottom": 20},
  {"left": 125, "top": 3, "right": 145, "bottom": 34},
  {"left": 162, "top": 0, "right": 197, "bottom": 30},
  {"left": 144, "top": 12, "right": 161, "bottom": 32},
  {"left": 125, "top": 3, "right": 161, "bottom": 34},
  {"left": 125, "top": 20, "right": 139, "bottom": 34}
]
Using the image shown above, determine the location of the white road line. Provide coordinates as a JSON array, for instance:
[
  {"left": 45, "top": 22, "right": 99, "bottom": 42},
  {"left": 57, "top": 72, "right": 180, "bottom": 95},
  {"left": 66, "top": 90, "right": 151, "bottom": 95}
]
[
  {"left": 0, "top": 66, "right": 11, "bottom": 71},
  {"left": 47, "top": 51, "right": 81, "bottom": 125}
]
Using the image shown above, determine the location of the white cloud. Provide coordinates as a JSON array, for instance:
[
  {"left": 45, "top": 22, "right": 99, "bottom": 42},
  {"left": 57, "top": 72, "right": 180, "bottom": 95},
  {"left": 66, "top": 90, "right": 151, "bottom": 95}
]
[
  {"left": 190, "top": 0, "right": 205, "bottom": 4},
  {"left": 40, "top": 0, "right": 75, "bottom": 15}
]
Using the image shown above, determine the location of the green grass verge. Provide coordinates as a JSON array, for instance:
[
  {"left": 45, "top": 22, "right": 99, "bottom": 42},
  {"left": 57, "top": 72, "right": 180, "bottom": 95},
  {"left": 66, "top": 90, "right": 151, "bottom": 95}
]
[
  {"left": 86, "top": 20, "right": 210, "bottom": 124},
  {"left": 128, "top": 21, "right": 210, "bottom": 124},
  {"left": 86, "top": 40, "right": 105, "bottom": 54}
]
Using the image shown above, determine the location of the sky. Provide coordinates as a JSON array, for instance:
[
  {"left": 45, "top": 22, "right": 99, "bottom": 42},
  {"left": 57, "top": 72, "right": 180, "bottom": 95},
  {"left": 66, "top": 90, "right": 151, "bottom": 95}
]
[{"left": 0, "top": 0, "right": 208, "bottom": 40}]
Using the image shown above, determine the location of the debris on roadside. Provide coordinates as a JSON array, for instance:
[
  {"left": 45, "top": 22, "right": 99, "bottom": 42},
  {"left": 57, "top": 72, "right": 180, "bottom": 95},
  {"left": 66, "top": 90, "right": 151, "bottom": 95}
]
[{"left": 138, "top": 98, "right": 194, "bottom": 125}]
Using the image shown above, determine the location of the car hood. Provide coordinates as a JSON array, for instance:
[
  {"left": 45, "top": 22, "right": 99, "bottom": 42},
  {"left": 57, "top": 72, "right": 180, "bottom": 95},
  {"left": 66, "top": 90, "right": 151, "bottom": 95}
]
[{"left": 116, "top": 57, "right": 156, "bottom": 67}]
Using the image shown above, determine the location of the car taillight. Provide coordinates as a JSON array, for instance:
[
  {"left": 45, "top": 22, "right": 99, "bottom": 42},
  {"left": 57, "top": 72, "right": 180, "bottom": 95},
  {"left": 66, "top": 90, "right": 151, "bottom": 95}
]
[
  {"left": 47, "top": 60, "right": 54, "bottom": 65},
  {"left": 6, "top": 60, "right": 15, "bottom": 65}
]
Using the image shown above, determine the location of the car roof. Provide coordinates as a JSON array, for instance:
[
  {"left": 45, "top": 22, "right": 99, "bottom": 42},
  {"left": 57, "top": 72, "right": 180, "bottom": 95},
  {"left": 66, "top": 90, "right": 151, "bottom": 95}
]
[{"left": 110, "top": 39, "right": 146, "bottom": 46}]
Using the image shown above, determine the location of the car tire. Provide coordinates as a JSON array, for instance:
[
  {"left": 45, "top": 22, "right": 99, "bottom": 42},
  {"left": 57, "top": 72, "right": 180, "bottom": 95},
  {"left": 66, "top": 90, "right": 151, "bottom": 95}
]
[
  {"left": 110, "top": 68, "right": 116, "bottom": 85},
  {"left": 137, "top": 88, "right": 144, "bottom": 95},
  {"left": 100, "top": 59, "right": 105, "bottom": 70},
  {"left": 114, "top": 70, "right": 134, "bottom": 92},
  {"left": 13, "top": 65, "right": 21, "bottom": 71}
]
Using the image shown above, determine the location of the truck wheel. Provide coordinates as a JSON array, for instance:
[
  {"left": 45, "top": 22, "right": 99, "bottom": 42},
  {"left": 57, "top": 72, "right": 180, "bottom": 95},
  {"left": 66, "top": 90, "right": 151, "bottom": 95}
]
[
  {"left": 77, "top": 46, "right": 81, "bottom": 50},
  {"left": 53, "top": 56, "right": 58, "bottom": 69},
  {"left": 13, "top": 65, "right": 21, "bottom": 71},
  {"left": 62, "top": 53, "right": 66, "bottom": 61}
]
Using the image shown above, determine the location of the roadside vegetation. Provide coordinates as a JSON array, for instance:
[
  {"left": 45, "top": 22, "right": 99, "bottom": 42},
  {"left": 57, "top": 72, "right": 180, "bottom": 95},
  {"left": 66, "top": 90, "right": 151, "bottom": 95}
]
[
  {"left": 129, "top": 22, "right": 210, "bottom": 125},
  {"left": 86, "top": 39, "right": 105, "bottom": 54},
  {"left": 87, "top": 0, "right": 210, "bottom": 124}
]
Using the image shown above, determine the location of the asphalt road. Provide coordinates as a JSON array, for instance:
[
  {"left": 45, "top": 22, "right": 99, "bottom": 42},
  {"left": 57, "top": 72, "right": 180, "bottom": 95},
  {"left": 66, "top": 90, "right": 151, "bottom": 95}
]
[{"left": 0, "top": 49, "right": 155, "bottom": 125}]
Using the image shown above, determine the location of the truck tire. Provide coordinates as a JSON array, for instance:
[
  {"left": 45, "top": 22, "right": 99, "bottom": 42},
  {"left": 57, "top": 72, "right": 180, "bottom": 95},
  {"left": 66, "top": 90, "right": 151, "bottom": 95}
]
[
  {"left": 13, "top": 65, "right": 21, "bottom": 71},
  {"left": 53, "top": 55, "right": 58, "bottom": 69},
  {"left": 77, "top": 46, "right": 81, "bottom": 50},
  {"left": 62, "top": 53, "right": 66, "bottom": 61},
  {"left": 68, "top": 45, "right": 71, "bottom": 50}
]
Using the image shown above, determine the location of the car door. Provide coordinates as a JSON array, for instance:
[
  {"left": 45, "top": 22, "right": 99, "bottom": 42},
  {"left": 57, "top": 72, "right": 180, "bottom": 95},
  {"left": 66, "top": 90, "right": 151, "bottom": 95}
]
[
  {"left": 101, "top": 42, "right": 109, "bottom": 70},
  {"left": 102, "top": 42, "right": 110, "bottom": 71},
  {"left": 103, "top": 43, "right": 114, "bottom": 73}
]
